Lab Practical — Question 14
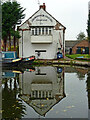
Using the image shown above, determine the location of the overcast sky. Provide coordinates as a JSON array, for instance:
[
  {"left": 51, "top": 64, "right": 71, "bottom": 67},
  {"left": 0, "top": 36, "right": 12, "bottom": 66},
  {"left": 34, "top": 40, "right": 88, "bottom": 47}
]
[{"left": 17, "top": 0, "right": 89, "bottom": 40}]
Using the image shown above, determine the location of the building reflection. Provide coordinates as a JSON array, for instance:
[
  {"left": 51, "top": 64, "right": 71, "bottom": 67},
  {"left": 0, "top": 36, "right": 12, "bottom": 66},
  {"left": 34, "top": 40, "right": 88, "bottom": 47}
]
[
  {"left": 19, "top": 66, "right": 66, "bottom": 116},
  {"left": 1, "top": 66, "right": 89, "bottom": 118},
  {"left": 65, "top": 67, "right": 88, "bottom": 80}
]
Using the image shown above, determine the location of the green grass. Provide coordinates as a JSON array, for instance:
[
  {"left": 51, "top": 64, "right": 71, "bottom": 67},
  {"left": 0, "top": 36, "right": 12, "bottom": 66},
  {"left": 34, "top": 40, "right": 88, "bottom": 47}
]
[{"left": 66, "top": 54, "right": 90, "bottom": 60}]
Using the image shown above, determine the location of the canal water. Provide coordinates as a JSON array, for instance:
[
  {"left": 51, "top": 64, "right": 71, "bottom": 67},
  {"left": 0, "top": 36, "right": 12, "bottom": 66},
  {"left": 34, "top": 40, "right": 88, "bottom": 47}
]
[{"left": 1, "top": 66, "right": 90, "bottom": 119}]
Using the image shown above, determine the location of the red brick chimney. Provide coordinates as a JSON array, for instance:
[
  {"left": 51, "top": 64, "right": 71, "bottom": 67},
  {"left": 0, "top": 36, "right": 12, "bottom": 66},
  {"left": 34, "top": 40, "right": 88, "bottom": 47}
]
[{"left": 40, "top": 3, "right": 46, "bottom": 10}]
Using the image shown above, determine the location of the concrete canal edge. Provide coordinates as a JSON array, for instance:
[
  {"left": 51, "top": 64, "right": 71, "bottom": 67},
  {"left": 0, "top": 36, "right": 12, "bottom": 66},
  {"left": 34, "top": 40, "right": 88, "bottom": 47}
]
[
  {"left": 33, "top": 59, "right": 90, "bottom": 67},
  {"left": 52, "top": 60, "right": 90, "bottom": 67}
]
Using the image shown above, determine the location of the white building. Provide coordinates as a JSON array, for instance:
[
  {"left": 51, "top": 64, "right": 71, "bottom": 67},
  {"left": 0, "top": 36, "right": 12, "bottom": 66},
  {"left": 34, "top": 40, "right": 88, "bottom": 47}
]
[{"left": 18, "top": 3, "right": 66, "bottom": 59}]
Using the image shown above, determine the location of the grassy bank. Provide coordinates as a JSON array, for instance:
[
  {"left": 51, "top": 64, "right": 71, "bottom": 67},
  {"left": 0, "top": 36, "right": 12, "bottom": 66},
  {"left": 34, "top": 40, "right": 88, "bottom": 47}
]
[{"left": 66, "top": 54, "right": 90, "bottom": 60}]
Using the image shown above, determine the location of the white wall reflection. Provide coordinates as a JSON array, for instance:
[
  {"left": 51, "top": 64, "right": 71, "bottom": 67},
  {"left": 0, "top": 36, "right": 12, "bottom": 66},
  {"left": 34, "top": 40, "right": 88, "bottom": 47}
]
[{"left": 19, "top": 66, "right": 65, "bottom": 116}]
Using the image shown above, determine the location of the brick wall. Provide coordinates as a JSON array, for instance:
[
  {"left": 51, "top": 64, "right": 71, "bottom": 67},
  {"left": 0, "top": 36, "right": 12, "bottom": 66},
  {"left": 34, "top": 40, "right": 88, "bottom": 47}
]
[{"left": 72, "top": 40, "right": 90, "bottom": 54}]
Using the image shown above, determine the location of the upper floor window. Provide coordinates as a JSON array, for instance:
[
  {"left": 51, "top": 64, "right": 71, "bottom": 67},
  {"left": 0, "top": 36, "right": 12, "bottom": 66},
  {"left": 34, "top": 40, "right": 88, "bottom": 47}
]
[
  {"left": 39, "top": 28, "right": 41, "bottom": 35},
  {"left": 42, "top": 27, "right": 44, "bottom": 35},
  {"left": 31, "top": 27, "right": 53, "bottom": 36},
  {"left": 49, "top": 27, "right": 52, "bottom": 35},
  {"left": 35, "top": 28, "right": 37, "bottom": 35},
  {"left": 46, "top": 27, "right": 48, "bottom": 34},
  {"left": 32, "top": 28, "right": 34, "bottom": 35}
]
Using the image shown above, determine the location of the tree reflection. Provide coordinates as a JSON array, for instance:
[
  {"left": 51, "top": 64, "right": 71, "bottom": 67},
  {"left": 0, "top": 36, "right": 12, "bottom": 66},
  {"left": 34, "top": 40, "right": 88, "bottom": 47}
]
[
  {"left": 75, "top": 68, "right": 88, "bottom": 80},
  {"left": 76, "top": 72, "right": 85, "bottom": 80},
  {"left": 2, "top": 76, "right": 26, "bottom": 119},
  {"left": 86, "top": 71, "right": 90, "bottom": 109}
]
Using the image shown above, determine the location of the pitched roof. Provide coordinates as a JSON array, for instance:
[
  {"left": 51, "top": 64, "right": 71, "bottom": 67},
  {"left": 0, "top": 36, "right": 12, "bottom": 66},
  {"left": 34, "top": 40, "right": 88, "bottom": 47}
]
[
  {"left": 65, "top": 40, "right": 81, "bottom": 47},
  {"left": 19, "top": 5, "right": 66, "bottom": 29},
  {"left": 45, "top": 9, "right": 66, "bottom": 29}
]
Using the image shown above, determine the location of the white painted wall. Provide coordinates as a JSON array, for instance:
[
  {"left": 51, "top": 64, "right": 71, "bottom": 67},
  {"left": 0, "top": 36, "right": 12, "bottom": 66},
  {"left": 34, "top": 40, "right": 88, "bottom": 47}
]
[{"left": 19, "top": 8, "right": 65, "bottom": 59}]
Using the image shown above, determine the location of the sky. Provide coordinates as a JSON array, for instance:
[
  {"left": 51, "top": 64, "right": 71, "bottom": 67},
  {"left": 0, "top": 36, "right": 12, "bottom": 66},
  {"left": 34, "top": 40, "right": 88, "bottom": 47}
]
[{"left": 17, "top": 0, "right": 90, "bottom": 40}]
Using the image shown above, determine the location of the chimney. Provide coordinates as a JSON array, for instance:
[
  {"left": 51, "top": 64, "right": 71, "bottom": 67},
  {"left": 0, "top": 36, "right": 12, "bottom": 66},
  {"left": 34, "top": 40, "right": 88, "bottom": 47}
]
[{"left": 40, "top": 3, "right": 46, "bottom": 10}]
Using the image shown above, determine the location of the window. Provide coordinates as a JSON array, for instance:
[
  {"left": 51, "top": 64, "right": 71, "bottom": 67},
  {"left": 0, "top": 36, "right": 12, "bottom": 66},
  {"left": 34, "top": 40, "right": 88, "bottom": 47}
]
[
  {"left": 35, "top": 28, "right": 37, "bottom": 35},
  {"left": 31, "top": 27, "right": 53, "bottom": 36},
  {"left": 31, "top": 28, "right": 34, "bottom": 35},
  {"left": 36, "top": 91, "right": 38, "bottom": 98},
  {"left": 32, "top": 91, "right": 34, "bottom": 97},
  {"left": 42, "top": 91, "right": 44, "bottom": 98},
  {"left": 49, "top": 27, "right": 52, "bottom": 35},
  {"left": 39, "top": 27, "right": 41, "bottom": 35},
  {"left": 46, "top": 91, "right": 48, "bottom": 97},
  {"left": 42, "top": 27, "right": 44, "bottom": 35},
  {"left": 37, "top": 28, "right": 39, "bottom": 35},
  {"left": 49, "top": 91, "right": 52, "bottom": 97},
  {"left": 46, "top": 27, "right": 48, "bottom": 34},
  {"left": 76, "top": 47, "right": 81, "bottom": 54},
  {"left": 39, "top": 91, "right": 41, "bottom": 97}
]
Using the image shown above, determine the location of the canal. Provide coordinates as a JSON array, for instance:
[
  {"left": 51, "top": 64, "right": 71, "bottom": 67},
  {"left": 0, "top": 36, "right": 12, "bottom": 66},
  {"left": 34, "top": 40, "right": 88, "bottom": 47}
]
[{"left": 0, "top": 66, "right": 90, "bottom": 119}]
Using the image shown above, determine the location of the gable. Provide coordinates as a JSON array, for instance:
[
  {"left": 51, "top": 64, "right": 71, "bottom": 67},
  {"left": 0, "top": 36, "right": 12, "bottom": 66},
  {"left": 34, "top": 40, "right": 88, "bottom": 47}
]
[
  {"left": 19, "top": 8, "right": 65, "bottom": 29},
  {"left": 29, "top": 8, "right": 56, "bottom": 26}
]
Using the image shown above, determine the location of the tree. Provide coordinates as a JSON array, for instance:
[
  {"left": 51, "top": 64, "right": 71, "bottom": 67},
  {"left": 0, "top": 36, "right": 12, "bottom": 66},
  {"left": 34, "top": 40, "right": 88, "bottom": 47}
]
[
  {"left": 87, "top": 10, "right": 90, "bottom": 41},
  {"left": 2, "top": 1, "right": 25, "bottom": 51},
  {"left": 76, "top": 32, "right": 86, "bottom": 41}
]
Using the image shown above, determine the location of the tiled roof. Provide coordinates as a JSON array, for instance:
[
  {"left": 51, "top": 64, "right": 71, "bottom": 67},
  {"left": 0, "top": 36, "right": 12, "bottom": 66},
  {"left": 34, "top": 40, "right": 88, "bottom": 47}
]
[{"left": 65, "top": 40, "right": 81, "bottom": 47}]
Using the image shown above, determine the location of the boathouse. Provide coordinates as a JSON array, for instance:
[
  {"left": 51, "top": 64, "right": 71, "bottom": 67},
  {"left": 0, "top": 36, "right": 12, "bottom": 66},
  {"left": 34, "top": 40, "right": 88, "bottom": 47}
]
[{"left": 18, "top": 3, "right": 66, "bottom": 59}]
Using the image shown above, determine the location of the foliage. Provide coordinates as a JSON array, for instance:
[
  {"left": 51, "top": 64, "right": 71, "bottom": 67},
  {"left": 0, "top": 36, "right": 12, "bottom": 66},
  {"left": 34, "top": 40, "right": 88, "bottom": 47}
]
[
  {"left": 2, "top": 0, "right": 25, "bottom": 51},
  {"left": 11, "top": 30, "right": 21, "bottom": 39},
  {"left": 76, "top": 32, "right": 86, "bottom": 40},
  {"left": 8, "top": 46, "right": 18, "bottom": 51},
  {"left": 87, "top": 10, "right": 90, "bottom": 41},
  {"left": 2, "top": 1, "right": 25, "bottom": 30}
]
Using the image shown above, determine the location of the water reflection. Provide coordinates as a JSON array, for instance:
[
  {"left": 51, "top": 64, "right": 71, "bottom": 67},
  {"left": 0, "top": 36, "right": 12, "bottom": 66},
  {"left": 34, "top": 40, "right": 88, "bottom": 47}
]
[
  {"left": 2, "top": 70, "right": 26, "bottom": 119},
  {"left": 76, "top": 68, "right": 88, "bottom": 80},
  {"left": 86, "top": 71, "right": 90, "bottom": 109},
  {"left": 0, "top": 77, "right": 2, "bottom": 120},
  {"left": 1, "top": 66, "right": 89, "bottom": 119},
  {"left": 86, "top": 70, "right": 90, "bottom": 119},
  {"left": 19, "top": 66, "right": 65, "bottom": 116}
]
